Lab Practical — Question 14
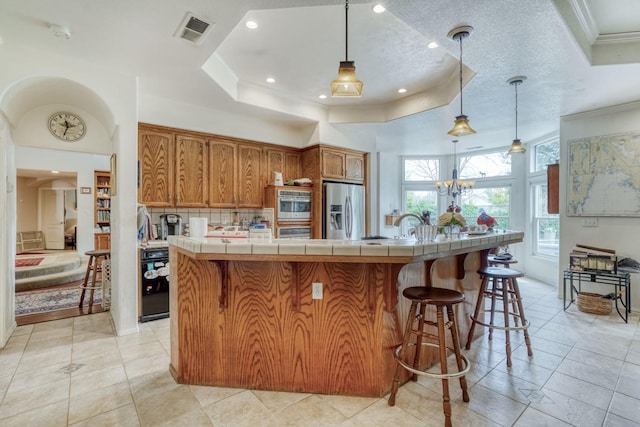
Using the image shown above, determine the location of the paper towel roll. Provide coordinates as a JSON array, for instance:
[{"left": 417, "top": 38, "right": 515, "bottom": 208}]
[{"left": 189, "top": 217, "right": 208, "bottom": 238}]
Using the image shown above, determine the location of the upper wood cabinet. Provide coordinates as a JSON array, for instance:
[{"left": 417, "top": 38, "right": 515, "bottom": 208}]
[
  {"left": 174, "top": 134, "right": 208, "bottom": 208},
  {"left": 208, "top": 141, "right": 263, "bottom": 208},
  {"left": 306, "top": 145, "right": 366, "bottom": 183},
  {"left": 208, "top": 140, "right": 237, "bottom": 208},
  {"left": 138, "top": 126, "right": 208, "bottom": 208},
  {"left": 138, "top": 128, "right": 174, "bottom": 207},
  {"left": 345, "top": 153, "right": 365, "bottom": 181},
  {"left": 264, "top": 148, "right": 302, "bottom": 186},
  {"left": 237, "top": 144, "right": 263, "bottom": 207}
]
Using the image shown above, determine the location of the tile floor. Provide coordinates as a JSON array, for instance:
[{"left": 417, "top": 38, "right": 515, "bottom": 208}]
[{"left": 1, "top": 277, "right": 639, "bottom": 426}]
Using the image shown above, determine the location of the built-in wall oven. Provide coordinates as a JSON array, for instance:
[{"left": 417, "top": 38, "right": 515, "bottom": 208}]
[
  {"left": 277, "top": 225, "right": 312, "bottom": 239},
  {"left": 140, "top": 247, "right": 170, "bottom": 322},
  {"left": 277, "top": 189, "right": 312, "bottom": 222}
]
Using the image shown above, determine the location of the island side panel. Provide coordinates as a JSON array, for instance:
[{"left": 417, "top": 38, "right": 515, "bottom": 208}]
[
  {"left": 172, "top": 256, "right": 392, "bottom": 396},
  {"left": 171, "top": 252, "right": 226, "bottom": 384}
]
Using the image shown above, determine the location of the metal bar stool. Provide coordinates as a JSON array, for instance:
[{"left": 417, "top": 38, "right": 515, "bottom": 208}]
[
  {"left": 79, "top": 249, "right": 111, "bottom": 313},
  {"left": 466, "top": 266, "right": 533, "bottom": 367},
  {"left": 388, "top": 287, "right": 470, "bottom": 427}
]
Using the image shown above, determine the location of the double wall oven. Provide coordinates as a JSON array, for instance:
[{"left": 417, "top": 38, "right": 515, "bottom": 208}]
[{"left": 265, "top": 187, "right": 313, "bottom": 239}]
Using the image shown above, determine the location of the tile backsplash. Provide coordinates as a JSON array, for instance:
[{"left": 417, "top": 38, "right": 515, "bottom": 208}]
[{"left": 148, "top": 208, "right": 274, "bottom": 237}]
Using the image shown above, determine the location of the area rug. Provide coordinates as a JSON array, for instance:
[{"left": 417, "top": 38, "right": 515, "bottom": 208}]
[
  {"left": 16, "top": 286, "right": 102, "bottom": 316},
  {"left": 16, "top": 257, "right": 44, "bottom": 268}
]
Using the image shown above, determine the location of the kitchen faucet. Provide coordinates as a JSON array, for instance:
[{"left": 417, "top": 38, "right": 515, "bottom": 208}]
[{"left": 392, "top": 213, "right": 424, "bottom": 227}]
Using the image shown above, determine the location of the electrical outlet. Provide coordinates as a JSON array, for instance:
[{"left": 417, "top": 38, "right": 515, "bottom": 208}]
[
  {"left": 312, "top": 282, "right": 323, "bottom": 299},
  {"left": 582, "top": 218, "right": 598, "bottom": 227}
]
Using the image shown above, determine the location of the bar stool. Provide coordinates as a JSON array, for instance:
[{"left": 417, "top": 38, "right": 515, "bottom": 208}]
[
  {"left": 465, "top": 267, "right": 533, "bottom": 367},
  {"left": 487, "top": 255, "right": 519, "bottom": 325},
  {"left": 388, "top": 287, "right": 470, "bottom": 427},
  {"left": 79, "top": 249, "right": 111, "bottom": 312}
]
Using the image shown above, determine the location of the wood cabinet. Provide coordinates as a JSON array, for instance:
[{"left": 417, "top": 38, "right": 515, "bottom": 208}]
[
  {"left": 94, "top": 233, "right": 111, "bottom": 250},
  {"left": 547, "top": 163, "right": 559, "bottom": 214},
  {"left": 264, "top": 148, "right": 302, "bottom": 186},
  {"left": 208, "top": 140, "right": 237, "bottom": 208},
  {"left": 319, "top": 147, "right": 365, "bottom": 182},
  {"left": 138, "top": 126, "right": 208, "bottom": 208},
  {"left": 138, "top": 128, "right": 174, "bottom": 207},
  {"left": 208, "top": 141, "right": 263, "bottom": 208},
  {"left": 174, "top": 134, "right": 208, "bottom": 208},
  {"left": 237, "top": 144, "right": 263, "bottom": 207}
]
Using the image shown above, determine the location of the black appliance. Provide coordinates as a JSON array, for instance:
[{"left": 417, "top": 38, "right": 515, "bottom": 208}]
[
  {"left": 140, "top": 247, "right": 170, "bottom": 322},
  {"left": 159, "top": 214, "right": 183, "bottom": 239}
]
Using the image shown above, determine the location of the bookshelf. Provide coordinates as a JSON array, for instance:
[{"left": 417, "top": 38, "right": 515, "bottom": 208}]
[{"left": 94, "top": 170, "right": 111, "bottom": 249}]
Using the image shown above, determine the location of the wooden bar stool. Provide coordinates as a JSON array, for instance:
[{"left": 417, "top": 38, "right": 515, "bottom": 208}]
[
  {"left": 466, "top": 267, "right": 533, "bottom": 367},
  {"left": 388, "top": 287, "right": 470, "bottom": 427},
  {"left": 79, "top": 249, "right": 111, "bottom": 312}
]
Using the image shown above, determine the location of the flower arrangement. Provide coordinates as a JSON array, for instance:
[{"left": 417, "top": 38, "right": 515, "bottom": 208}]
[{"left": 437, "top": 202, "right": 467, "bottom": 227}]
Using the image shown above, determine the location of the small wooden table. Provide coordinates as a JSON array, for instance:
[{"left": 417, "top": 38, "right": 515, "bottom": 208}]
[{"left": 79, "top": 249, "right": 111, "bottom": 313}]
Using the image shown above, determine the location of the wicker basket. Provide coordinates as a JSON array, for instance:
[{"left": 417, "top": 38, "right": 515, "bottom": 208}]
[{"left": 577, "top": 292, "right": 613, "bottom": 315}]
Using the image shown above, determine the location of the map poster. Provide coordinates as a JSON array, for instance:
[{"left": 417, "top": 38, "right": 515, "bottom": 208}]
[{"left": 567, "top": 131, "right": 640, "bottom": 216}]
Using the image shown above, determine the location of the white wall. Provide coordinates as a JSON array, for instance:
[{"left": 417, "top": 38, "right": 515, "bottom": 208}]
[{"left": 559, "top": 100, "right": 640, "bottom": 310}]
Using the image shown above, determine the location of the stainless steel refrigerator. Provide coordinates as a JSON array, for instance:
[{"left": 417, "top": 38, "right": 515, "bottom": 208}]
[{"left": 323, "top": 182, "right": 365, "bottom": 240}]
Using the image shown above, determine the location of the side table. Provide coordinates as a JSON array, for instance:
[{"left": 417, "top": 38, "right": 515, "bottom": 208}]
[{"left": 563, "top": 269, "right": 631, "bottom": 323}]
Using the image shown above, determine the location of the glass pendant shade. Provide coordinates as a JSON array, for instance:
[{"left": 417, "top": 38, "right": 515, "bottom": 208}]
[
  {"left": 508, "top": 139, "right": 526, "bottom": 154},
  {"left": 507, "top": 76, "right": 527, "bottom": 155},
  {"left": 447, "top": 26, "right": 475, "bottom": 137},
  {"left": 447, "top": 114, "right": 476, "bottom": 137},
  {"left": 330, "top": 61, "right": 363, "bottom": 97}
]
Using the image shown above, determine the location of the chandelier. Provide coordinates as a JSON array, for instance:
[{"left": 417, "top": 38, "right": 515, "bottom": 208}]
[
  {"left": 330, "top": 0, "right": 363, "bottom": 97},
  {"left": 435, "top": 139, "right": 474, "bottom": 200},
  {"left": 507, "top": 76, "right": 527, "bottom": 154},
  {"left": 447, "top": 26, "right": 476, "bottom": 137}
]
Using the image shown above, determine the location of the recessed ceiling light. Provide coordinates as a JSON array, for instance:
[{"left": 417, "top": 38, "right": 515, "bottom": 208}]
[
  {"left": 319, "top": 94, "right": 327, "bottom": 99},
  {"left": 49, "top": 24, "right": 71, "bottom": 39},
  {"left": 266, "top": 77, "right": 275, "bottom": 83},
  {"left": 398, "top": 88, "right": 407, "bottom": 94},
  {"left": 372, "top": 4, "right": 386, "bottom": 13},
  {"left": 51, "top": 170, "right": 60, "bottom": 174},
  {"left": 428, "top": 41, "right": 438, "bottom": 49},
  {"left": 246, "top": 21, "right": 258, "bottom": 29}
]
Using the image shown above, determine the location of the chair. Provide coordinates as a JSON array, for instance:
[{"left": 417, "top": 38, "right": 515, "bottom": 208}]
[
  {"left": 466, "top": 266, "right": 533, "bottom": 367},
  {"left": 388, "top": 286, "right": 470, "bottom": 427},
  {"left": 79, "top": 249, "right": 110, "bottom": 313}
]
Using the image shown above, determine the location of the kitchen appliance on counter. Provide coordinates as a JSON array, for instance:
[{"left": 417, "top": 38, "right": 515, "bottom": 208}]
[
  {"left": 140, "top": 247, "right": 170, "bottom": 322},
  {"left": 323, "top": 182, "right": 365, "bottom": 240},
  {"left": 159, "top": 214, "right": 182, "bottom": 239}
]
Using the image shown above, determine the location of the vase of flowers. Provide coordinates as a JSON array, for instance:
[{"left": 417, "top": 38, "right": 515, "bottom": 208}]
[{"left": 437, "top": 202, "right": 467, "bottom": 240}]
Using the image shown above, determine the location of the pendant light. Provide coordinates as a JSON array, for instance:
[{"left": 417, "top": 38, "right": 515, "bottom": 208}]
[
  {"left": 447, "top": 26, "right": 476, "bottom": 137},
  {"left": 507, "top": 76, "right": 527, "bottom": 154},
  {"left": 330, "top": 0, "right": 363, "bottom": 97}
]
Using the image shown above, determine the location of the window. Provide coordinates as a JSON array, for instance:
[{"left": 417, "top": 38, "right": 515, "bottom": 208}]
[
  {"left": 459, "top": 152, "right": 511, "bottom": 179},
  {"left": 405, "top": 190, "right": 438, "bottom": 217},
  {"left": 460, "top": 187, "right": 511, "bottom": 230},
  {"left": 529, "top": 138, "right": 560, "bottom": 258},
  {"left": 404, "top": 159, "right": 439, "bottom": 181},
  {"left": 532, "top": 183, "right": 559, "bottom": 257},
  {"left": 533, "top": 141, "right": 560, "bottom": 173}
]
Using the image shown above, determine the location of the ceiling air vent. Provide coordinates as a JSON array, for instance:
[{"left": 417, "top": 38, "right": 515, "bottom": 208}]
[{"left": 174, "top": 12, "right": 213, "bottom": 45}]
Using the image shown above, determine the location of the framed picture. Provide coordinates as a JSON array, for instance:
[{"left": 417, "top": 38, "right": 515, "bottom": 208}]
[{"left": 110, "top": 153, "right": 117, "bottom": 196}]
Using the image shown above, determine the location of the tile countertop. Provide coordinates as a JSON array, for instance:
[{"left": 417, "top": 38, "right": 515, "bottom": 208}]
[{"left": 168, "top": 231, "right": 524, "bottom": 258}]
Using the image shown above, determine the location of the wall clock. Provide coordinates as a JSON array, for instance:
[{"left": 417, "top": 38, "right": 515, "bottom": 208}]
[{"left": 48, "top": 112, "right": 86, "bottom": 142}]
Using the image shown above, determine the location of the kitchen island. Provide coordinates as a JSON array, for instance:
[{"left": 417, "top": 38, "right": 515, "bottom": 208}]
[{"left": 168, "top": 231, "right": 523, "bottom": 397}]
